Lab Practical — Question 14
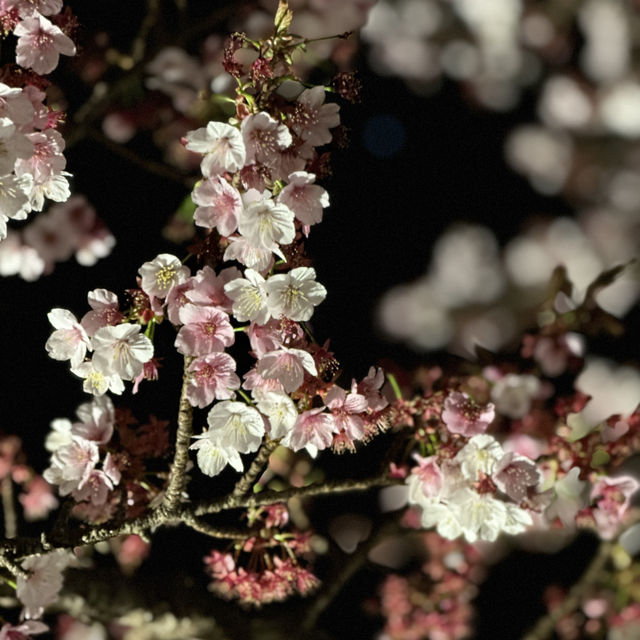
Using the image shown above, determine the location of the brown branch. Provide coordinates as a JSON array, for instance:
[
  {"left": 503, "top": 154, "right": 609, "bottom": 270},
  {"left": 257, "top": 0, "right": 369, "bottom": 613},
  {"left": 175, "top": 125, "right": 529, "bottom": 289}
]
[
  {"left": 162, "top": 356, "right": 195, "bottom": 514},
  {"left": 231, "top": 439, "right": 278, "bottom": 498},
  {"left": 1, "top": 477, "right": 16, "bottom": 540},
  {"left": 181, "top": 514, "right": 249, "bottom": 540},
  {"left": 521, "top": 540, "right": 614, "bottom": 640}
]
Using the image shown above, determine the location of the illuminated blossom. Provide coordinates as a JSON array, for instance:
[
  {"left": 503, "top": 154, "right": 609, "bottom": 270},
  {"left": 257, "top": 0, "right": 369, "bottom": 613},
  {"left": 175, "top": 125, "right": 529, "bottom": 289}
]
[
  {"left": 224, "top": 268, "right": 270, "bottom": 324},
  {"left": 138, "top": 253, "right": 189, "bottom": 299},
  {"left": 190, "top": 435, "right": 244, "bottom": 477},
  {"left": 17, "top": 550, "right": 70, "bottom": 619},
  {"left": 281, "top": 408, "right": 336, "bottom": 451},
  {"left": 441, "top": 391, "right": 495, "bottom": 436},
  {"left": 91, "top": 324, "right": 154, "bottom": 381},
  {"left": 241, "top": 111, "right": 292, "bottom": 166},
  {"left": 206, "top": 401, "right": 265, "bottom": 453},
  {"left": 290, "top": 86, "right": 340, "bottom": 146},
  {"left": 175, "top": 304, "right": 235, "bottom": 356},
  {"left": 14, "top": 14, "right": 76, "bottom": 75},
  {"left": 184, "top": 121, "right": 246, "bottom": 176},
  {"left": 238, "top": 189, "right": 295, "bottom": 252},
  {"left": 45, "top": 308, "right": 91, "bottom": 367},
  {"left": 80, "top": 289, "right": 123, "bottom": 337},
  {"left": 255, "top": 391, "right": 298, "bottom": 440},
  {"left": 277, "top": 171, "right": 329, "bottom": 227},
  {"left": 186, "top": 352, "right": 240, "bottom": 408},
  {"left": 264, "top": 266, "right": 327, "bottom": 321},
  {"left": 257, "top": 346, "right": 317, "bottom": 393},
  {"left": 192, "top": 175, "right": 242, "bottom": 237}
]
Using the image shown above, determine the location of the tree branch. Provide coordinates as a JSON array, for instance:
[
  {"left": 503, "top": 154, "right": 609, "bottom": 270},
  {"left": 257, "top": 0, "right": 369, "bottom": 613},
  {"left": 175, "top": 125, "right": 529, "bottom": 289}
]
[
  {"left": 231, "top": 439, "right": 278, "bottom": 498},
  {"left": 162, "top": 356, "right": 195, "bottom": 514}
]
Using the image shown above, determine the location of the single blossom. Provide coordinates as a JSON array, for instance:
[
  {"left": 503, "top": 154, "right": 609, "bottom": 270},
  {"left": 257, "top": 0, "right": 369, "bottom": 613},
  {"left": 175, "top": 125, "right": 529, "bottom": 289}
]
[
  {"left": 192, "top": 175, "right": 243, "bottom": 237},
  {"left": 324, "top": 382, "right": 368, "bottom": 439},
  {"left": 14, "top": 14, "right": 76, "bottom": 75},
  {"left": 281, "top": 408, "right": 336, "bottom": 452},
  {"left": 493, "top": 452, "right": 540, "bottom": 502},
  {"left": 277, "top": 171, "right": 329, "bottom": 228},
  {"left": 190, "top": 434, "right": 244, "bottom": 477},
  {"left": 255, "top": 391, "right": 298, "bottom": 440},
  {"left": 138, "top": 253, "right": 189, "bottom": 299},
  {"left": 454, "top": 434, "right": 504, "bottom": 481},
  {"left": 238, "top": 189, "right": 295, "bottom": 252},
  {"left": 491, "top": 373, "right": 541, "bottom": 419},
  {"left": 545, "top": 467, "right": 588, "bottom": 527},
  {"left": 264, "top": 266, "right": 327, "bottom": 322},
  {"left": 17, "top": 550, "right": 70, "bottom": 619},
  {"left": 257, "top": 346, "right": 317, "bottom": 393},
  {"left": 184, "top": 121, "right": 246, "bottom": 176},
  {"left": 441, "top": 391, "right": 495, "bottom": 436},
  {"left": 175, "top": 303, "right": 235, "bottom": 356},
  {"left": 223, "top": 235, "right": 274, "bottom": 272},
  {"left": 91, "top": 323, "right": 154, "bottom": 381},
  {"left": 241, "top": 111, "right": 292, "bottom": 166},
  {"left": 186, "top": 352, "right": 241, "bottom": 408},
  {"left": 206, "top": 400, "right": 265, "bottom": 454},
  {"left": 289, "top": 86, "right": 340, "bottom": 147},
  {"left": 80, "top": 288, "right": 123, "bottom": 336},
  {"left": 45, "top": 308, "right": 91, "bottom": 367},
  {"left": 185, "top": 265, "right": 240, "bottom": 313},
  {"left": 224, "top": 268, "right": 271, "bottom": 325}
]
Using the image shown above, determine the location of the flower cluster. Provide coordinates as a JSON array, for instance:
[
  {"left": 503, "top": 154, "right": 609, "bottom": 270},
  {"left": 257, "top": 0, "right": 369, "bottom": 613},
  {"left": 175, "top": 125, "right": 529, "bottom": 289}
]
[
  {"left": 0, "top": 2, "right": 76, "bottom": 240},
  {"left": 204, "top": 504, "right": 319, "bottom": 607},
  {"left": 43, "top": 396, "right": 171, "bottom": 523},
  {"left": 0, "top": 195, "right": 114, "bottom": 280}
]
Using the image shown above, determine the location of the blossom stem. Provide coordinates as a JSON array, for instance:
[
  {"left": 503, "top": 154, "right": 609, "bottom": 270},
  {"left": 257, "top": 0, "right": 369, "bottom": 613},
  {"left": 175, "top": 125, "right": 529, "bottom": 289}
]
[
  {"left": 162, "top": 356, "right": 195, "bottom": 513},
  {"left": 300, "top": 322, "right": 317, "bottom": 344},
  {"left": 386, "top": 373, "right": 403, "bottom": 400},
  {"left": 522, "top": 540, "right": 613, "bottom": 640},
  {"left": 231, "top": 439, "right": 278, "bottom": 498},
  {"left": 237, "top": 389, "right": 254, "bottom": 406},
  {"left": 1, "top": 477, "right": 16, "bottom": 540}
]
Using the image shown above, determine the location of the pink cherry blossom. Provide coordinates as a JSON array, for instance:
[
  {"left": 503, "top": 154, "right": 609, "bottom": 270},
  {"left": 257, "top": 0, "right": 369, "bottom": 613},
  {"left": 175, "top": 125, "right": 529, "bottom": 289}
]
[
  {"left": 81, "top": 289, "right": 123, "bottom": 337},
  {"left": 186, "top": 352, "right": 240, "bottom": 408},
  {"left": 241, "top": 111, "right": 292, "bottom": 166},
  {"left": 72, "top": 396, "right": 115, "bottom": 445},
  {"left": 324, "top": 383, "right": 368, "bottom": 439},
  {"left": 91, "top": 324, "right": 154, "bottom": 381},
  {"left": 15, "top": 129, "right": 66, "bottom": 185},
  {"left": 185, "top": 265, "right": 240, "bottom": 313},
  {"left": 493, "top": 452, "right": 540, "bottom": 502},
  {"left": 43, "top": 436, "right": 99, "bottom": 495},
  {"left": 138, "top": 253, "right": 189, "bottom": 299},
  {"left": 590, "top": 475, "right": 640, "bottom": 539},
  {"left": 257, "top": 347, "right": 317, "bottom": 393},
  {"left": 192, "top": 175, "right": 242, "bottom": 237},
  {"left": 264, "top": 266, "right": 327, "bottom": 321},
  {"left": 0, "top": 620, "right": 48, "bottom": 640},
  {"left": 175, "top": 303, "right": 235, "bottom": 356},
  {"left": 277, "top": 171, "right": 329, "bottom": 228},
  {"left": 356, "top": 366, "right": 389, "bottom": 411},
  {"left": 289, "top": 86, "right": 340, "bottom": 146},
  {"left": 441, "top": 391, "right": 495, "bottom": 436},
  {"left": 6, "top": 0, "right": 63, "bottom": 16},
  {"left": 18, "top": 476, "right": 58, "bottom": 521},
  {"left": 281, "top": 408, "right": 336, "bottom": 451},
  {"left": 165, "top": 277, "right": 197, "bottom": 324},
  {"left": 17, "top": 550, "right": 70, "bottom": 619},
  {"left": 14, "top": 14, "right": 76, "bottom": 75},
  {"left": 223, "top": 235, "right": 274, "bottom": 272}
]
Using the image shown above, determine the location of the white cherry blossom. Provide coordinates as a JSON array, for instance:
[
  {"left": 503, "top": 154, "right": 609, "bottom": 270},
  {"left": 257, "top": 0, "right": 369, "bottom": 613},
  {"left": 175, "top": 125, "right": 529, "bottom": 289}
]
[
  {"left": 190, "top": 433, "right": 244, "bottom": 477},
  {"left": 17, "top": 550, "right": 70, "bottom": 620},
  {"left": 206, "top": 401, "right": 265, "bottom": 454},
  {"left": 241, "top": 112, "right": 292, "bottom": 166},
  {"left": 277, "top": 171, "right": 329, "bottom": 227},
  {"left": 91, "top": 324, "right": 154, "bottom": 381},
  {"left": 255, "top": 391, "right": 298, "bottom": 440},
  {"left": 45, "top": 308, "right": 91, "bottom": 367},
  {"left": 290, "top": 86, "right": 340, "bottom": 146},
  {"left": 138, "top": 253, "right": 189, "bottom": 299},
  {"left": 454, "top": 434, "right": 504, "bottom": 481},
  {"left": 184, "top": 121, "right": 246, "bottom": 176},
  {"left": 264, "top": 266, "right": 327, "bottom": 321},
  {"left": 257, "top": 347, "right": 317, "bottom": 393},
  {"left": 224, "top": 268, "right": 270, "bottom": 324},
  {"left": 238, "top": 189, "right": 295, "bottom": 251}
]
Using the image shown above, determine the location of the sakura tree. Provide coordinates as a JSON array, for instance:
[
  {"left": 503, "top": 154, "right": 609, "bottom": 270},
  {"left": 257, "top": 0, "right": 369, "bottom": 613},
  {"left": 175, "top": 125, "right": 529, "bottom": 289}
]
[{"left": 0, "top": 1, "right": 638, "bottom": 639}]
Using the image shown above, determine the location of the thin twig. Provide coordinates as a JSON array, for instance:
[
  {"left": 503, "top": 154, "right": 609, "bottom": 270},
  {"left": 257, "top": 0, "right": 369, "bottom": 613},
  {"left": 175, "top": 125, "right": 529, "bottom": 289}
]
[
  {"left": 131, "top": 0, "right": 161, "bottom": 64},
  {"left": 85, "top": 129, "right": 195, "bottom": 187},
  {"left": 231, "top": 439, "right": 278, "bottom": 498},
  {"left": 521, "top": 540, "right": 614, "bottom": 640},
  {"left": 182, "top": 514, "right": 249, "bottom": 540},
  {"left": 1, "top": 477, "right": 16, "bottom": 540},
  {"left": 163, "top": 356, "right": 195, "bottom": 513}
]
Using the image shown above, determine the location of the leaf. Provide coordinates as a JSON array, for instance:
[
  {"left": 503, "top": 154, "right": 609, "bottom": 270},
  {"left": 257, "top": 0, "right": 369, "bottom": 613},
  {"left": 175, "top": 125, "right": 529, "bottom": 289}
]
[{"left": 274, "top": 0, "right": 293, "bottom": 34}]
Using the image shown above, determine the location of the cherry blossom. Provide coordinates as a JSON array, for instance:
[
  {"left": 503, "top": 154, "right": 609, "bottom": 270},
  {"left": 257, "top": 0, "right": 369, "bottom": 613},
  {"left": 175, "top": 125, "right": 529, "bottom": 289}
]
[
  {"left": 45, "top": 308, "right": 91, "bottom": 367},
  {"left": 80, "top": 289, "right": 123, "bottom": 337},
  {"left": 281, "top": 408, "right": 336, "bottom": 451},
  {"left": 138, "top": 253, "right": 189, "bottom": 299},
  {"left": 238, "top": 189, "right": 295, "bottom": 252},
  {"left": 190, "top": 434, "right": 244, "bottom": 477},
  {"left": 490, "top": 373, "right": 541, "bottom": 419},
  {"left": 14, "top": 13, "right": 76, "bottom": 75},
  {"left": 17, "top": 550, "right": 70, "bottom": 619},
  {"left": 241, "top": 111, "right": 292, "bottom": 166},
  {"left": 277, "top": 171, "right": 329, "bottom": 228},
  {"left": 6, "top": 0, "right": 63, "bottom": 16},
  {"left": 0, "top": 83, "right": 34, "bottom": 126},
  {"left": 441, "top": 391, "right": 495, "bottom": 436},
  {"left": 224, "top": 268, "right": 270, "bottom": 324},
  {"left": 223, "top": 235, "right": 274, "bottom": 272},
  {"left": 493, "top": 452, "right": 540, "bottom": 502},
  {"left": 185, "top": 265, "right": 240, "bottom": 313},
  {"left": 256, "top": 346, "right": 317, "bottom": 393},
  {"left": 192, "top": 175, "right": 243, "bottom": 237},
  {"left": 18, "top": 476, "right": 58, "bottom": 521},
  {"left": 186, "top": 353, "right": 240, "bottom": 408},
  {"left": 254, "top": 391, "right": 298, "bottom": 440},
  {"left": 71, "top": 361, "right": 125, "bottom": 396},
  {"left": 264, "top": 266, "right": 327, "bottom": 321},
  {"left": 454, "top": 434, "right": 504, "bottom": 481},
  {"left": 43, "top": 437, "right": 99, "bottom": 495},
  {"left": 289, "top": 86, "right": 340, "bottom": 147},
  {"left": 15, "top": 129, "right": 66, "bottom": 185},
  {"left": 324, "top": 382, "right": 368, "bottom": 439},
  {"left": 73, "top": 396, "right": 115, "bottom": 444},
  {"left": 206, "top": 401, "right": 265, "bottom": 453},
  {"left": 0, "top": 117, "right": 33, "bottom": 176},
  {"left": 0, "top": 620, "right": 48, "bottom": 639},
  {"left": 91, "top": 324, "right": 154, "bottom": 381},
  {"left": 175, "top": 303, "right": 235, "bottom": 356},
  {"left": 184, "top": 121, "right": 246, "bottom": 176}
]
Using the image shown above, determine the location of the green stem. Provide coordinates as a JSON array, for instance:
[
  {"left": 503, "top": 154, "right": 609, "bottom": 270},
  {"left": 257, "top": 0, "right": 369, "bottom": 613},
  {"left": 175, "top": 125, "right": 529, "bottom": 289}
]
[{"left": 386, "top": 373, "right": 403, "bottom": 400}]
